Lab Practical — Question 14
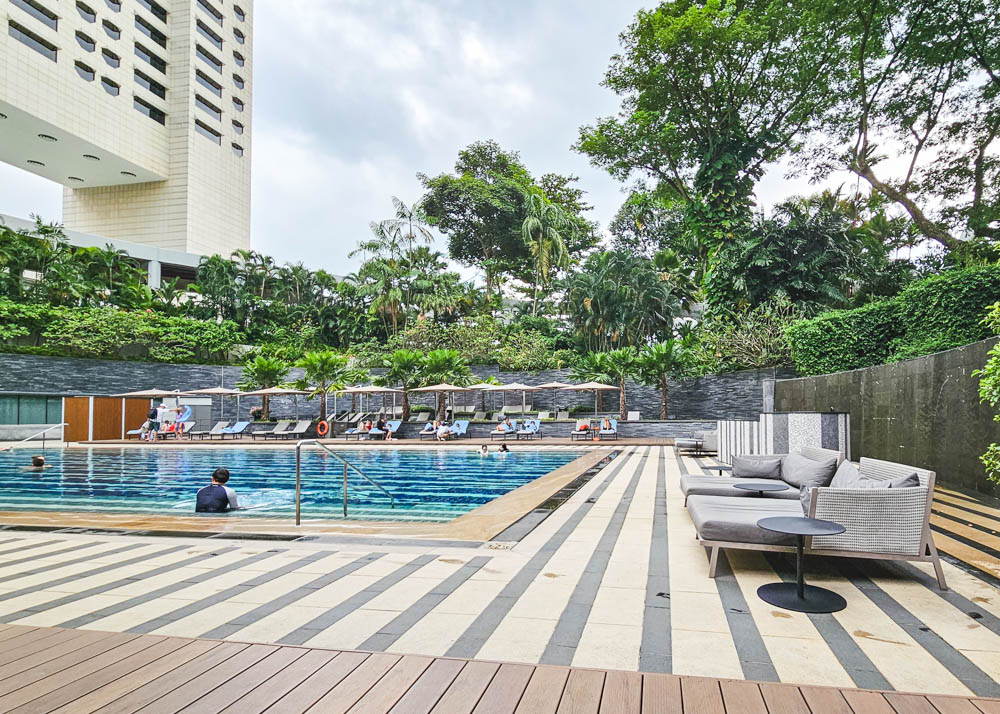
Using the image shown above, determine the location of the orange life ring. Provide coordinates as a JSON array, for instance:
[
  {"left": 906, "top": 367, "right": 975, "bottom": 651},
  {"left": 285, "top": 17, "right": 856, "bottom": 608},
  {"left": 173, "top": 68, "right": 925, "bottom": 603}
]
[{"left": 316, "top": 420, "right": 329, "bottom": 437}]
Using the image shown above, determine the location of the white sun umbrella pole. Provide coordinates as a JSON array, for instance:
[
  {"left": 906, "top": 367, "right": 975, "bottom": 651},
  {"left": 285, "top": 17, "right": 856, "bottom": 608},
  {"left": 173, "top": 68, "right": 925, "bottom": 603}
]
[
  {"left": 534, "top": 381, "right": 572, "bottom": 415},
  {"left": 560, "top": 381, "right": 618, "bottom": 418}
]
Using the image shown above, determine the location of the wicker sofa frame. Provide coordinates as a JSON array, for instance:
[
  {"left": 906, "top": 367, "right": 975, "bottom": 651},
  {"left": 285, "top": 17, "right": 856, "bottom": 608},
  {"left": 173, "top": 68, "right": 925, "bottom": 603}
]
[{"left": 696, "top": 456, "right": 947, "bottom": 591}]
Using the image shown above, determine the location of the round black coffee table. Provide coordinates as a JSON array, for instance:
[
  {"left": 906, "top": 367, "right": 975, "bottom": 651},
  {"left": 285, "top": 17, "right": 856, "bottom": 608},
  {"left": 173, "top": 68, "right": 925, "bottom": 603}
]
[
  {"left": 756, "top": 516, "right": 847, "bottom": 613},
  {"left": 733, "top": 482, "right": 789, "bottom": 498}
]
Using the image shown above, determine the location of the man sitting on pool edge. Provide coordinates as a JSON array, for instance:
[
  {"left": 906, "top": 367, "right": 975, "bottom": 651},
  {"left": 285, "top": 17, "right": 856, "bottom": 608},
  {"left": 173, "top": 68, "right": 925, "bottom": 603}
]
[{"left": 195, "top": 467, "right": 242, "bottom": 513}]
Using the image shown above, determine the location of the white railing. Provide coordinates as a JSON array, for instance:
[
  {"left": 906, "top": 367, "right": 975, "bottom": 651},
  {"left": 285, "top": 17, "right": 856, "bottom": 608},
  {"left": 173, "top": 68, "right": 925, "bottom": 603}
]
[
  {"left": 294, "top": 439, "right": 395, "bottom": 524},
  {"left": 0, "top": 423, "right": 68, "bottom": 452}
]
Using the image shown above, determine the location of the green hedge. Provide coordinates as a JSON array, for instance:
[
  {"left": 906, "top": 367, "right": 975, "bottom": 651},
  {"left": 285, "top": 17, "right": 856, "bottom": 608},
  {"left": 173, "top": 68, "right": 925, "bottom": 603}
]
[
  {"left": 0, "top": 299, "right": 243, "bottom": 363},
  {"left": 787, "top": 266, "right": 1000, "bottom": 375}
]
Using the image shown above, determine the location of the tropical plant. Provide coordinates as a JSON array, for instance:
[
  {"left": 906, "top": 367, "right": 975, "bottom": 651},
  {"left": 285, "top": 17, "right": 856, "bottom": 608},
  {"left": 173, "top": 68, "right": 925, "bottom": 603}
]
[
  {"left": 375, "top": 348, "right": 426, "bottom": 421},
  {"left": 295, "top": 350, "right": 349, "bottom": 421},
  {"left": 637, "top": 340, "right": 691, "bottom": 419},
  {"left": 238, "top": 356, "right": 290, "bottom": 421},
  {"left": 521, "top": 190, "right": 571, "bottom": 315},
  {"left": 419, "top": 348, "right": 471, "bottom": 420},
  {"left": 600, "top": 347, "right": 639, "bottom": 419},
  {"left": 570, "top": 351, "right": 615, "bottom": 412},
  {"left": 975, "top": 303, "right": 1000, "bottom": 485}
]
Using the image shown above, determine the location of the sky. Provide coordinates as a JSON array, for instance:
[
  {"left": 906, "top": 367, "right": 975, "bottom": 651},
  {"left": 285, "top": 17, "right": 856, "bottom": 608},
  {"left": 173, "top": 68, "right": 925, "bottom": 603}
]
[{"left": 0, "top": 0, "right": 850, "bottom": 277}]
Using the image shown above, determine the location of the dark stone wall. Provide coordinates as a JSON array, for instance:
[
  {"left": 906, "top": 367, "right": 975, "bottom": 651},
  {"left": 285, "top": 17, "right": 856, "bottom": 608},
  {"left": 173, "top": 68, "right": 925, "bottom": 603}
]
[
  {"left": 0, "top": 353, "right": 789, "bottom": 423},
  {"left": 773, "top": 338, "right": 1000, "bottom": 496}
]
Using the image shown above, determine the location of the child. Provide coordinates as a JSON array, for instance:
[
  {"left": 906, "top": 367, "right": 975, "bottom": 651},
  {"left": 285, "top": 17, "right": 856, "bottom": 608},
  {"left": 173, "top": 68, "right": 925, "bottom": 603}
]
[
  {"left": 480, "top": 444, "right": 488, "bottom": 457},
  {"left": 499, "top": 444, "right": 509, "bottom": 458}
]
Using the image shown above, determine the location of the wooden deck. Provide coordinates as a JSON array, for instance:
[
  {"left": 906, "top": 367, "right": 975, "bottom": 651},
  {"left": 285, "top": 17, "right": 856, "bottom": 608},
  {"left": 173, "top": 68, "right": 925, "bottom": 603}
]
[
  {"left": 930, "top": 486, "right": 1000, "bottom": 581},
  {"left": 1, "top": 625, "right": 997, "bottom": 713}
]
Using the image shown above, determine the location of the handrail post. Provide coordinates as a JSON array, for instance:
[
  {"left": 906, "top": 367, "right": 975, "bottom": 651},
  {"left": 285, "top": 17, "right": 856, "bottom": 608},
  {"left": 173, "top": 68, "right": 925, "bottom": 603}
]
[
  {"left": 295, "top": 441, "right": 303, "bottom": 526},
  {"left": 343, "top": 463, "right": 348, "bottom": 517}
]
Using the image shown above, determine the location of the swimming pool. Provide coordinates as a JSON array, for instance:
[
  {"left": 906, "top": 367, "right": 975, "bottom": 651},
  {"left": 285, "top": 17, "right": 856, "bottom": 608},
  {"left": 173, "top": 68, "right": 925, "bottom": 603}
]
[{"left": 0, "top": 448, "right": 585, "bottom": 522}]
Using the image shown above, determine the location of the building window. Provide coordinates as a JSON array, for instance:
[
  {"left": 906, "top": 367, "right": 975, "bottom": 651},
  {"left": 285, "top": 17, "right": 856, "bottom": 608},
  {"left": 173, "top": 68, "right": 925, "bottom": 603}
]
[
  {"left": 74, "top": 61, "right": 95, "bottom": 81},
  {"left": 135, "top": 15, "right": 166, "bottom": 48},
  {"left": 0, "top": 395, "right": 63, "bottom": 426},
  {"left": 232, "top": 73, "right": 244, "bottom": 89},
  {"left": 134, "top": 68, "right": 166, "bottom": 98},
  {"left": 232, "top": 120, "right": 244, "bottom": 134},
  {"left": 134, "top": 95, "right": 165, "bottom": 124},
  {"left": 195, "top": 19, "right": 222, "bottom": 51},
  {"left": 76, "top": 2, "right": 96, "bottom": 22},
  {"left": 232, "top": 97, "right": 244, "bottom": 112},
  {"left": 233, "top": 50, "right": 244, "bottom": 67},
  {"left": 134, "top": 42, "right": 167, "bottom": 73},
  {"left": 195, "top": 120, "right": 221, "bottom": 144},
  {"left": 102, "top": 47, "right": 120, "bottom": 67},
  {"left": 234, "top": 5, "right": 245, "bottom": 21},
  {"left": 76, "top": 31, "right": 95, "bottom": 52},
  {"left": 197, "top": 0, "right": 223, "bottom": 25},
  {"left": 196, "top": 69, "right": 222, "bottom": 97},
  {"left": 7, "top": 20, "right": 57, "bottom": 60},
  {"left": 196, "top": 44, "right": 222, "bottom": 73},
  {"left": 195, "top": 94, "right": 222, "bottom": 121},
  {"left": 9, "top": 0, "right": 58, "bottom": 31},
  {"left": 232, "top": 143, "right": 244, "bottom": 157},
  {"left": 101, "top": 76, "right": 119, "bottom": 95},
  {"left": 136, "top": 0, "right": 166, "bottom": 23},
  {"left": 105, "top": 0, "right": 120, "bottom": 11},
  {"left": 102, "top": 19, "right": 120, "bottom": 39},
  {"left": 233, "top": 28, "right": 244, "bottom": 44}
]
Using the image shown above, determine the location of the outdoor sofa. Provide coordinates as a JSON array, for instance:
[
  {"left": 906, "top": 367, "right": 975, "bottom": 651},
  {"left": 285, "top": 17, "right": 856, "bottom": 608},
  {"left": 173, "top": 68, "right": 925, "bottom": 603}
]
[
  {"left": 675, "top": 430, "right": 717, "bottom": 455},
  {"left": 684, "top": 451, "right": 947, "bottom": 590}
]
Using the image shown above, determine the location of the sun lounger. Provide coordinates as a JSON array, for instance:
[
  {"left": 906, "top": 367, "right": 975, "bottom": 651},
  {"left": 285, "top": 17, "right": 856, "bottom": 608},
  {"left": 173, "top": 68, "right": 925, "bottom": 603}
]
[
  {"left": 472, "top": 411, "right": 486, "bottom": 421},
  {"left": 368, "top": 420, "right": 401, "bottom": 440},
  {"left": 570, "top": 419, "right": 593, "bottom": 441},
  {"left": 599, "top": 418, "right": 618, "bottom": 440},
  {"left": 192, "top": 421, "right": 229, "bottom": 439},
  {"left": 517, "top": 419, "right": 541, "bottom": 440},
  {"left": 216, "top": 421, "right": 250, "bottom": 439},
  {"left": 163, "top": 421, "right": 195, "bottom": 440},
  {"left": 418, "top": 423, "right": 437, "bottom": 440},
  {"left": 490, "top": 420, "right": 518, "bottom": 440},
  {"left": 556, "top": 411, "right": 569, "bottom": 421},
  {"left": 536, "top": 411, "right": 550, "bottom": 421},
  {"left": 627, "top": 411, "right": 640, "bottom": 421},
  {"left": 273, "top": 420, "right": 311, "bottom": 440},
  {"left": 252, "top": 420, "right": 292, "bottom": 441},
  {"left": 415, "top": 412, "right": 430, "bottom": 422},
  {"left": 450, "top": 420, "right": 470, "bottom": 438},
  {"left": 125, "top": 425, "right": 146, "bottom": 439}
]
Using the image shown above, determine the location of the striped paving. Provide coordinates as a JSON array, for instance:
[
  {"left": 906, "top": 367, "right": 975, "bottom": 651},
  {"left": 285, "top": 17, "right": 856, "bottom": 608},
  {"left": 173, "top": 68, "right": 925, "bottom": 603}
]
[{"left": 0, "top": 446, "right": 997, "bottom": 698}]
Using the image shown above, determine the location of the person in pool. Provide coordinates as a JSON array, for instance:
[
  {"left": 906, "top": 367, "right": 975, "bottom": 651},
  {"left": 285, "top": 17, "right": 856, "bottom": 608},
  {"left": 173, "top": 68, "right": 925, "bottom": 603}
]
[
  {"left": 499, "top": 443, "right": 509, "bottom": 457},
  {"left": 480, "top": 444, "right": 488, "bottom": 457},
  {"left": 25, "top": 455, "right": 50, "bottom": 471},
  {"left": 195, "top": 467, "right": 241, "bottom": 513}
]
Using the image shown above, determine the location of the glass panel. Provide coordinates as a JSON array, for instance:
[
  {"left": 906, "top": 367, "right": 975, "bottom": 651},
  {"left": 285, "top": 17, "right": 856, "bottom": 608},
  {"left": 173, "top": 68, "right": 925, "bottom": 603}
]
[
  {"left": 0, "top": 397, "right": 17, "bottom": 425},
  {"left": 46, "top": 397, "right": 62, "bottom": 423},
  {"left": 19, "top": 397, "right": 47, "bottom": 424}
]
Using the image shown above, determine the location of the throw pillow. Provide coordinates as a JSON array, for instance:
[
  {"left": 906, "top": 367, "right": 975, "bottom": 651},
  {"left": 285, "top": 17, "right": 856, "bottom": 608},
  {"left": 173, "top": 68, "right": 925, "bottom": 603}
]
[
  {"left": 782, "top": 452, "right": 838, "bottom": 489},
  {"left": 830, "top": 460, "right": 861, "bottom": 488},
  {"left": 732, "top": 455, "right": 782, "bottom": 480},
  {"left": 799, "top": 485, "right": 813, "bottom": 515}
]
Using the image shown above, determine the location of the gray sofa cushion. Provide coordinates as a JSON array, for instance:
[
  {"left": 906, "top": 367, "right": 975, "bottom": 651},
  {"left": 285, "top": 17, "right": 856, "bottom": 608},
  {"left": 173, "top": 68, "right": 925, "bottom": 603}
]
[
  {"left": 687, "top": 495, "right": 802, "bottom": 545},
  {"left": 732, "top": 456, "right": 782, "bottom": 479},
  {"left": 782, "top": 452, "right": 837, "bottom": 489},
  {"left": 681, "top": 474, "right": 798, "bottom": 499},
  {"left": 830, "top": 460, "right": 861, "bottom": 487},
  {"left": 831, "top": 460, "right": 919, "bottom": 489}
]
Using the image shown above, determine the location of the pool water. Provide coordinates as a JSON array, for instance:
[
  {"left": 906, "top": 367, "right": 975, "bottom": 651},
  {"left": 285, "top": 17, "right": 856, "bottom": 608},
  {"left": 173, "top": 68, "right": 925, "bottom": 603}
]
[{"left": 0, "top": 448, "right": 584, "bottom": 522}]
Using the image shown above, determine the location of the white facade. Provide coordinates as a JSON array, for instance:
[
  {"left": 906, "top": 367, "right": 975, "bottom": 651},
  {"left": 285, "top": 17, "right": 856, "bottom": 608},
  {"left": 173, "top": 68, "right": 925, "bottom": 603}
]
[{"left": 0, "top": 0, "right": 252, "bottom": 257}]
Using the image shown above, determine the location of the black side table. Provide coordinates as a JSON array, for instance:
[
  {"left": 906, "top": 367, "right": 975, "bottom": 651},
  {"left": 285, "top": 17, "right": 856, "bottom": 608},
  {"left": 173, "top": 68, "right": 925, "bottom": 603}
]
[
  {"left": 709, "top": 464, "right": 733, "bottom": 476},
  {"left": 734, "top": 482, "right": 789, "bottom": 498},
  {"left": 756, "top": 516, "right": 847, "bottom": 613}
]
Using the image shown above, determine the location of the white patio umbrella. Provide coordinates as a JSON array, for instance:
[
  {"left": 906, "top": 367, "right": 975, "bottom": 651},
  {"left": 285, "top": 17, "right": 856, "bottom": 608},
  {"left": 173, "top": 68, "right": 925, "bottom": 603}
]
[
  {"left": 489, "top": 382, "right": 540, "bottom": 416},
  {"left": 534, "top": 381, "right": 572, "bottom": 414},
  {"left": 468, "top": 382, "right": 502, "bottom": 414},
  {"left": 111, "top": 388, "right": 183, "bottom": 399},
  {"left": 412, "top": 382, "right": 471, "bottom": 420},
  {"left": 240, "top": 386, "right": 310, "bottom": 419},
  {"left": 560, "top": 381, "right": 619, "bottom": 417},
  {"left": 181, "top": 386, "right": 243, "bottom": 420}
]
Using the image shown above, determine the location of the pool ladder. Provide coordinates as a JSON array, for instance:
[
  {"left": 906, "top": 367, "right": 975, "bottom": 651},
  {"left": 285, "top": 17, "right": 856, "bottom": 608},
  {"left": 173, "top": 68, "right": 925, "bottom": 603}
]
[{"left": 294, "top": 439, "right": 395, "bottom": 525}]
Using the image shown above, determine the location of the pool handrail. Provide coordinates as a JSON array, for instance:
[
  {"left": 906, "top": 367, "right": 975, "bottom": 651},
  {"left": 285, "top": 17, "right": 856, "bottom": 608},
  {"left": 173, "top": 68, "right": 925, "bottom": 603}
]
[
  {"left": 0, "top": 423, "right": 68, "bottom": 452},
  {"left": 294, "top": 439, "right": 396, "bottom": 524}
]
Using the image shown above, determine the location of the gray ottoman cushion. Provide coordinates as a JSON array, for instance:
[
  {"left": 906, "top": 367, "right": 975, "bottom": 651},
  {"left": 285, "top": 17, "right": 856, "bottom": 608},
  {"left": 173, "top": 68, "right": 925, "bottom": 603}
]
[
  {"left": 782, "top": 452, "right": 837, "bottom": 489},
  {"left": 732, "top": 455, "right": 782, "bottom": 479},
  {"left": 687, "top": 495, "right": 802, "bottom": 545},
  {"left": 681, "top": 475, "right": 798, "bottom": 499}
]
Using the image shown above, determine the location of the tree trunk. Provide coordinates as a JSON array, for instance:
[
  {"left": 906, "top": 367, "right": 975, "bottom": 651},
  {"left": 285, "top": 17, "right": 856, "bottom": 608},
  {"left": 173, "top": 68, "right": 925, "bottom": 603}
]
[
  {"left": 402, "top": 389, "right": 411, "bottom": 422},
  {"left": 619, "top": 379, "right": 627, "bottom": 421},
  {"left": 660, "top": 376, "right": 668, "bottom": 420},
  {"left": 351, "top": 394, "right": 357, "bottom": 413},
  {"left": 437, "top": 392, "right": 446, "bottom": 421},
  {"left": 319, "top": 388, "right": 327, "bottom": 422},
  {"left": 262, "top": 395, "right": 270, "bottom": 421}
]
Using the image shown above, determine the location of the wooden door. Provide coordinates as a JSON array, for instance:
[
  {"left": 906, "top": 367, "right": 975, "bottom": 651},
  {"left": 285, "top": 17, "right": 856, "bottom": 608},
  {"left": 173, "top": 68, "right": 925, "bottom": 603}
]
[
  {"left": 63, "top": 397, "right": 90, "bottom": 442},
  {"left": 124, "top": 398, "right": 151, "bottom": 437},
  {"left": 92, "top": 397, "right": 123, "bottom": 441}
]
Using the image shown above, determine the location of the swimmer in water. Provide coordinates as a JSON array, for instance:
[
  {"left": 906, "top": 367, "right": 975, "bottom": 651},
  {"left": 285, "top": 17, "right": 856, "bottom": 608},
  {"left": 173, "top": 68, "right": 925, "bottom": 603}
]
[
  {"left": 25, "top": 455, "right": 50, "bottom": 471},
  {"left": 480, "top": 444, "right": 488, "bottom": 457},
  {"left": 499, "top": 444, "right": 509, "bottom": 457}
]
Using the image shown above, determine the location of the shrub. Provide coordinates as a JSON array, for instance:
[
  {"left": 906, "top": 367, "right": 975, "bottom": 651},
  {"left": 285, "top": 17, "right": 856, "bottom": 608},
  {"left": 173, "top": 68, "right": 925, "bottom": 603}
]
[
  {"left": 975, "top": 303, "right": 1000, "bottom": 485},
  {"left": 692, "top": 300, "right": 798, "bottom": 374},
  {"left": 787, "top": 266, "right": 1000, "bottom": 375}
]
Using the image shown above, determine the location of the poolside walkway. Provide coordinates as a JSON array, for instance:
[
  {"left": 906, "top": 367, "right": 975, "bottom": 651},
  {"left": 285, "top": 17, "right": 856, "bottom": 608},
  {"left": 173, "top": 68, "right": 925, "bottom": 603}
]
[
  {"left": 0, "top": 447, "right": 998, "bottom": 701},
  {"left": 0, "top": 624, "right": 996, "bottom": 713}
]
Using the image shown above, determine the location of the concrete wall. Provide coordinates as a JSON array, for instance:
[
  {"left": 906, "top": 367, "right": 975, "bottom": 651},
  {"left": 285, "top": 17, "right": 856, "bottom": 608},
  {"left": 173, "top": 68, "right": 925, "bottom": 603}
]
[
  {"left": 773, "top": 338, "right": 1000, "bottom": 496},
  {"left": 0, "top": 353, "right": 789, "bottom": 426}
]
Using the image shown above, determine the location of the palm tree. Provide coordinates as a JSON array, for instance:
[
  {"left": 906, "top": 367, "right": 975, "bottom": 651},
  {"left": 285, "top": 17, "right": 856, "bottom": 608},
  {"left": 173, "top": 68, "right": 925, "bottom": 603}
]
[
  {"left": 637, "top": 340, "right": 690, "bottom": 419},
  {"left": 420, "top": 348, "right": 471, "bottom": 420},
  {"left": 387, "top": 196, "right": 434, "bottom": 262},
  {"left": 238, "top": 356, "right": 290, "bottom": 421},
  {"left": 601, "top": 347, "right": 639, "bottom": 420},
  {"left": 295, "top": 350, "right": 349, "bottom": 421},
  {"left": 375, "top": 349, "right": 425, "bottom": 421},
  {"left": 521, "top": 191, "right": 570, "bottom": 316},
  {"left": 570, "top": 352, "right": 614, "bottom": 413}
]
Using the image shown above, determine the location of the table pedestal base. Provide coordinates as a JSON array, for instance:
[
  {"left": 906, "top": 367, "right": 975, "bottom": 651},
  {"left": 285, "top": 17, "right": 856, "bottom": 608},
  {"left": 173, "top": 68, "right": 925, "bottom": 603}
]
[{"left": 757, "top": 582, "right": 846, "bottom": 614}]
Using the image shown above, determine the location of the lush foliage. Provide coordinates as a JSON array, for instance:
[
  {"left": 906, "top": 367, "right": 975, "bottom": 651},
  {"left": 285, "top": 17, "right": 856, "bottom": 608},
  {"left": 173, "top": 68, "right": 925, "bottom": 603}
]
[
  {"left": 975, "top": 304, "right": 1000, "bottom": 485},
  {"left": 294, "top": 350, "right": 350, "bottom": 421},
  {"left": 237, "top": 356, "right": 290, "bottom": 420},
  {"left": 787, "top": 267, "right": 1000, "bottom": 375}
]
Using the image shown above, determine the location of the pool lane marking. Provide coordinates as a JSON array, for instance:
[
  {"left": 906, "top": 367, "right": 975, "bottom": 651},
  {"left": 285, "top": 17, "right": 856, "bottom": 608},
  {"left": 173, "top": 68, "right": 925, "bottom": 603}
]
[
  {"left": 357, "top": 556, "right": 492, "bottom": 652},
  {"left": 0, "top": 542, "right": 149, "bottom": 593},
  {"left": 198, "top": 552, "right": 389, "bottom": 640},
  {"left": 444, "top": 447, "right": 637, "bottom": 660},
  {"left": 639, "top": 446, "right": 672, "bottom": 673},
  {"left": 278, "top": 553, "right": 440, "bottom": 647},
  {"left": 125, "top": 549, "right": 334, "bottom": 635},
  {"left": 0, "top": 540, "right": 105, "bottom": 572},
  {"left": 539, "top": 449, "right": 647, "bottom": 666},
  {"left": 55, "top": 548, "right": 287, "bottom": 630},
  {"left": 0, "top": 545, "right": 233, "bottom": 624},
  {"left": 838, "top": 561, "right": 1000, "bottom": 697}
]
